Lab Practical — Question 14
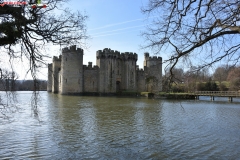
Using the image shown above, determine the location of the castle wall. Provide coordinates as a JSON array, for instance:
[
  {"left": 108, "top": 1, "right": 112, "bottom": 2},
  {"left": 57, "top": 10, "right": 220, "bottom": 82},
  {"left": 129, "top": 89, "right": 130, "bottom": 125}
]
[
  {"left": 118, "top": 52, "right": 137, "bottom": 91},
  {"left": 83, "top": 63, "right": 99, "bottom": 92},
  {"left": 137, "top": 69, "right": 146, "bottom": 92},
  {"left": 115, "top": 59, "right": 122, "bottom": 92},
  {"left": 97, "top": 50, "right": 107, "bottom": 93},
  {"left": 52, "top": 56, "right": 61, "bottom": 93},
  {"left": 60, "top": 45, "right": 84, "bottom": 94},
  {"left": 49, "top": 46, "right": 163, "bottom": 95},
  {"left": 97, "top": 48, "right": 119, "bottom": 93},
  {"left": 119, "top": 58, "right": 126, "bottom": 90},
  {"left": 47, "top": 63, "right": 52, "bottom": 92}
]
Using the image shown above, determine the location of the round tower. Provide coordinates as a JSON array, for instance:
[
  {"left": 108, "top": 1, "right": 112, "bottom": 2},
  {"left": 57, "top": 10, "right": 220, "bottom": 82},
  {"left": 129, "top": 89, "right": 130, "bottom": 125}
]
[
  {"left": 96, "top": 48, "right": 119, "bottom": 93},
  {"left": 60, "top": 45, "right": 84, "bottom": 94},
  {"left": 121, "top": 52, "right": 138, "bottom": 91}
]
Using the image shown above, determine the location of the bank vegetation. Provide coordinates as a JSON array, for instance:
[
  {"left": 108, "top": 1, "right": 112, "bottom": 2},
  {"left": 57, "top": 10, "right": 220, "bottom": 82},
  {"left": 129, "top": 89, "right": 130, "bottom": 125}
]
[{"left": 163, "top": 65, "right": 240, "bottom": 93}]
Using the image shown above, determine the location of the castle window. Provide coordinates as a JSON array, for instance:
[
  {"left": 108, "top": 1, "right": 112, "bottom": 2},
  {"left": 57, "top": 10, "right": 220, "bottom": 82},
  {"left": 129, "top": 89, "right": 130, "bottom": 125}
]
[
  {"left": 66, "top": 58, "right": 67, "bottom": 61},
  {"left": 78, "top": 79, "right": 80, "bottom": 84},
  {"left": 66, "top": 79, "right": 67, "bottom": 83},
  {"left": 93, "top": 81, "right": 94, "bottom": 88},
  {"left": 118, "top": 70, "right": 119, "bottom": 75}
]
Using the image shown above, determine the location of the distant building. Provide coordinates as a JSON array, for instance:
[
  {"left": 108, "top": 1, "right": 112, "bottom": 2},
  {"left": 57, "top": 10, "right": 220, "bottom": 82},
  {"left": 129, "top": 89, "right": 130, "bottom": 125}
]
[{"left": 47, "top": 45, "right": 162, "bottom": 94}]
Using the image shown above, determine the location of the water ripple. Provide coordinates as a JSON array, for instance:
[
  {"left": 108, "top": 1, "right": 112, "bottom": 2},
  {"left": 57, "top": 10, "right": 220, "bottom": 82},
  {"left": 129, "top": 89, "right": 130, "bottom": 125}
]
[{"left": 0, "top": 93, "right": 240, "bottom": 159}]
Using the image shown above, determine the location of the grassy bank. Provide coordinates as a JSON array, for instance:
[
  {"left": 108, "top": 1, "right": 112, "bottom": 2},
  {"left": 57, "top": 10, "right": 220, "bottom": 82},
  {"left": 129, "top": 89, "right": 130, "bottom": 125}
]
[{"left": 158, "top": 92, "right": 196, "bottom": 99}]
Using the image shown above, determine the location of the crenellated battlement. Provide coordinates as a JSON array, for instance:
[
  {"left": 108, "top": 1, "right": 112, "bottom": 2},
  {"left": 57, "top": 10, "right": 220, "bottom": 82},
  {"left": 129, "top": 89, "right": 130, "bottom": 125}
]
[
  {"left": 144, "top": 52, "right": 162, "bottom": 61},
  {"left": 49, "top": 46, "right": 162, "bottom": 94},
  {"left": 83, "top": 65, "right": 99, "bottom": 70},
  {"left": 96, "top": 48, "right": 120, "bottom": 59},
  {"left": 53, "top": 55, "right": 61, "bottom": 62},
  {"left": 147, "top": 56, "right": 162, "bottom": 61},
  {"left": 96, "top": 48, "right": 137, "bottom": 60},
  {"left": 120, "top": 52, "right": 138, "bottom": 60},
  {"left": 62, "top": 45, "right": 84, "bottom": 54},
  {"left": 137, "top": 68, "right": 144, "bottom": 72}
]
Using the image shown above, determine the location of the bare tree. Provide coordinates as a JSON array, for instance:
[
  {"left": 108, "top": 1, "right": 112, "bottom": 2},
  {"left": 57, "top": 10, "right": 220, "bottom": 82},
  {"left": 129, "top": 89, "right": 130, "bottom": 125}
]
[
  {"left": 0, "top": 0, "right": 88, "bottom": 119},
  {"left": 227, "top": 66, "right": 240, "bottom": 90},
  {"left": 142, "top": 0, "right": 240, "bottom": 81},
  {"left": 213, "top": 65, "right": 234, "bottom": 82},
  {"left": 1, "top": 0, "right": 87, "bottom": 74}
]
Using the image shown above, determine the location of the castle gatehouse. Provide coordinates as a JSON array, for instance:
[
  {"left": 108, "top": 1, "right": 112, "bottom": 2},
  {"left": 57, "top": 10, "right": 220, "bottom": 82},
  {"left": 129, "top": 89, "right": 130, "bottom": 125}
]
[{"left": 47, "top": 45, "right": 162, "bottom": 94}]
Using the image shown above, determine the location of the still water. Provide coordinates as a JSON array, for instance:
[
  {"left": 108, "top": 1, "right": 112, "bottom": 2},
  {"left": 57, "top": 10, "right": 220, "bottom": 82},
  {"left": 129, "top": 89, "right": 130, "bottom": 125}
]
[{"left": 0, "top": 91, "right": 240, "bottom": 159}]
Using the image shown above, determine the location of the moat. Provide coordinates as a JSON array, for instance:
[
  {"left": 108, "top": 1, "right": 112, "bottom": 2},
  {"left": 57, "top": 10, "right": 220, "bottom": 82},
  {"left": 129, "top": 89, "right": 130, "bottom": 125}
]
[{"left": 0, "top": 91, "right": 240, "bottom": 159}]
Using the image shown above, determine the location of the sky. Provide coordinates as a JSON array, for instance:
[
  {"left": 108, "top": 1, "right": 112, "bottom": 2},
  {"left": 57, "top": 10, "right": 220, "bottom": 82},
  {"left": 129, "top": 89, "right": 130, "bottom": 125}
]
[
  {"left": 38, "top": 0, "right": 166, "bottom": 80},
  {"left": 1, "top": 0, "right": 239, "bottom": 80},
  {"left": 1, "top": 0, "right": 166, "bottom": 80}
]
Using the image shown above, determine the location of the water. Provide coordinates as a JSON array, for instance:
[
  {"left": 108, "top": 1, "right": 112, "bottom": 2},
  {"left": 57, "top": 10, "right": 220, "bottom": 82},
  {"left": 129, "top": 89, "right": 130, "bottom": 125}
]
[{"left": 0, "top": 91, "right": 240, "bottom": 159}]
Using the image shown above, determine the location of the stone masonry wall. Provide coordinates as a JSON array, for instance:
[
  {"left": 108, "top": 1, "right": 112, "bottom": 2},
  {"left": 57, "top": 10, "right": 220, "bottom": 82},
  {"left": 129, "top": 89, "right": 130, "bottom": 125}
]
[
  {"left": 144, "top": 53, "right": 162, "bottom": 92},
  {"left": 49, "top": 46, "right": 162, "bottom": 95},
  {"left": 83, "top": 63, "right": 99, "bottom": 92},
  {"left": 60, "top": 45, "right": 84, "bottom": 94},
  {"left": 47, "top": 63, "right": 52, "bottom": 92},
  {"left": 52, "top": 56, "right": 61, "bottom": 93},
  {"left": 137, "top": 69, "right": 146, "bottom": 92}
]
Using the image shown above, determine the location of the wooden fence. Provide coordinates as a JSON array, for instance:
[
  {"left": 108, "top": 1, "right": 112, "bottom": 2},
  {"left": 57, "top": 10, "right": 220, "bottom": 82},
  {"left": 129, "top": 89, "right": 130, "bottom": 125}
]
[{"left": 193, "top": 91, "right": 240, "bottom": 97}]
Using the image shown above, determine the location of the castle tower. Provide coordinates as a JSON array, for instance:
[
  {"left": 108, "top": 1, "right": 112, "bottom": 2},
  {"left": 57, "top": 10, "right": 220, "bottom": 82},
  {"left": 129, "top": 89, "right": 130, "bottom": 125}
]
[
  {"left": 47, "top": 63, "right": 52, "bottom": 92},
  {"left": 121, "top": 52, "right": 138, "bottom": 91},
  {"left": 60, "top": 45, "right": 84, "bottom": 94},
  {"left": 96, "top": 48, "right": 119, "bottom": 93},
  {"left": 144, "top": 52, "right": 162, "bottom": 92},
  {"left": 52, "top": 56, "right": 61, "bottom": 93}
]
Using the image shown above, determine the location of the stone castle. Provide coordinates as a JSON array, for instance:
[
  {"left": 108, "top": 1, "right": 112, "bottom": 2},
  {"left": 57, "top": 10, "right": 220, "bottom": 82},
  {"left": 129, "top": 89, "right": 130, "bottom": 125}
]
[{"left": 47, "top": 45, "right": 162, "bottom": 95}]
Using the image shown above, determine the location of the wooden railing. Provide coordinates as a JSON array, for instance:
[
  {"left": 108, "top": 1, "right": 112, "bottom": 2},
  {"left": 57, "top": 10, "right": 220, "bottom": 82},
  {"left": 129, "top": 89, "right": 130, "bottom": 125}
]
[{"left": 192, "top": 91, "right": 240, "bottom": 97}]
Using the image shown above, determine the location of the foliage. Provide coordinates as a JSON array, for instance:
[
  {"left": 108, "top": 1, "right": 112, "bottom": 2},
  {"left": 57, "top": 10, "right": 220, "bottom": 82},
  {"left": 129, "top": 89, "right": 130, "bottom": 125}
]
[
  {"left": 204, "top": 81, "right": 219, "bottom": 91},
  {"left": 218, "top": 83, "right": 228, "bottom": 91},
  {"left": 226, "top": 66, "right": 240, "bottom": 91},
  {"left": 213, "top": 65, "right": 234, "bottom": 82},
  {"left": 197, "top": 80, "right": 219, "bottom": 91}
]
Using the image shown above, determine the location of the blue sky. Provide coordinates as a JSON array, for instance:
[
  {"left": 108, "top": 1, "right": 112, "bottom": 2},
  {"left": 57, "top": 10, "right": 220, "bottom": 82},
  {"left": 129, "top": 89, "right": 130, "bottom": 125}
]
[
  {"left": 42, "top": 0, "right": 164, "bottom": 80},
  {"left": 2, "top": 0, "right": 166, "bottom": 80},
  {"left": 64, "top": 0, "right": 155, "bottom": 67}
]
